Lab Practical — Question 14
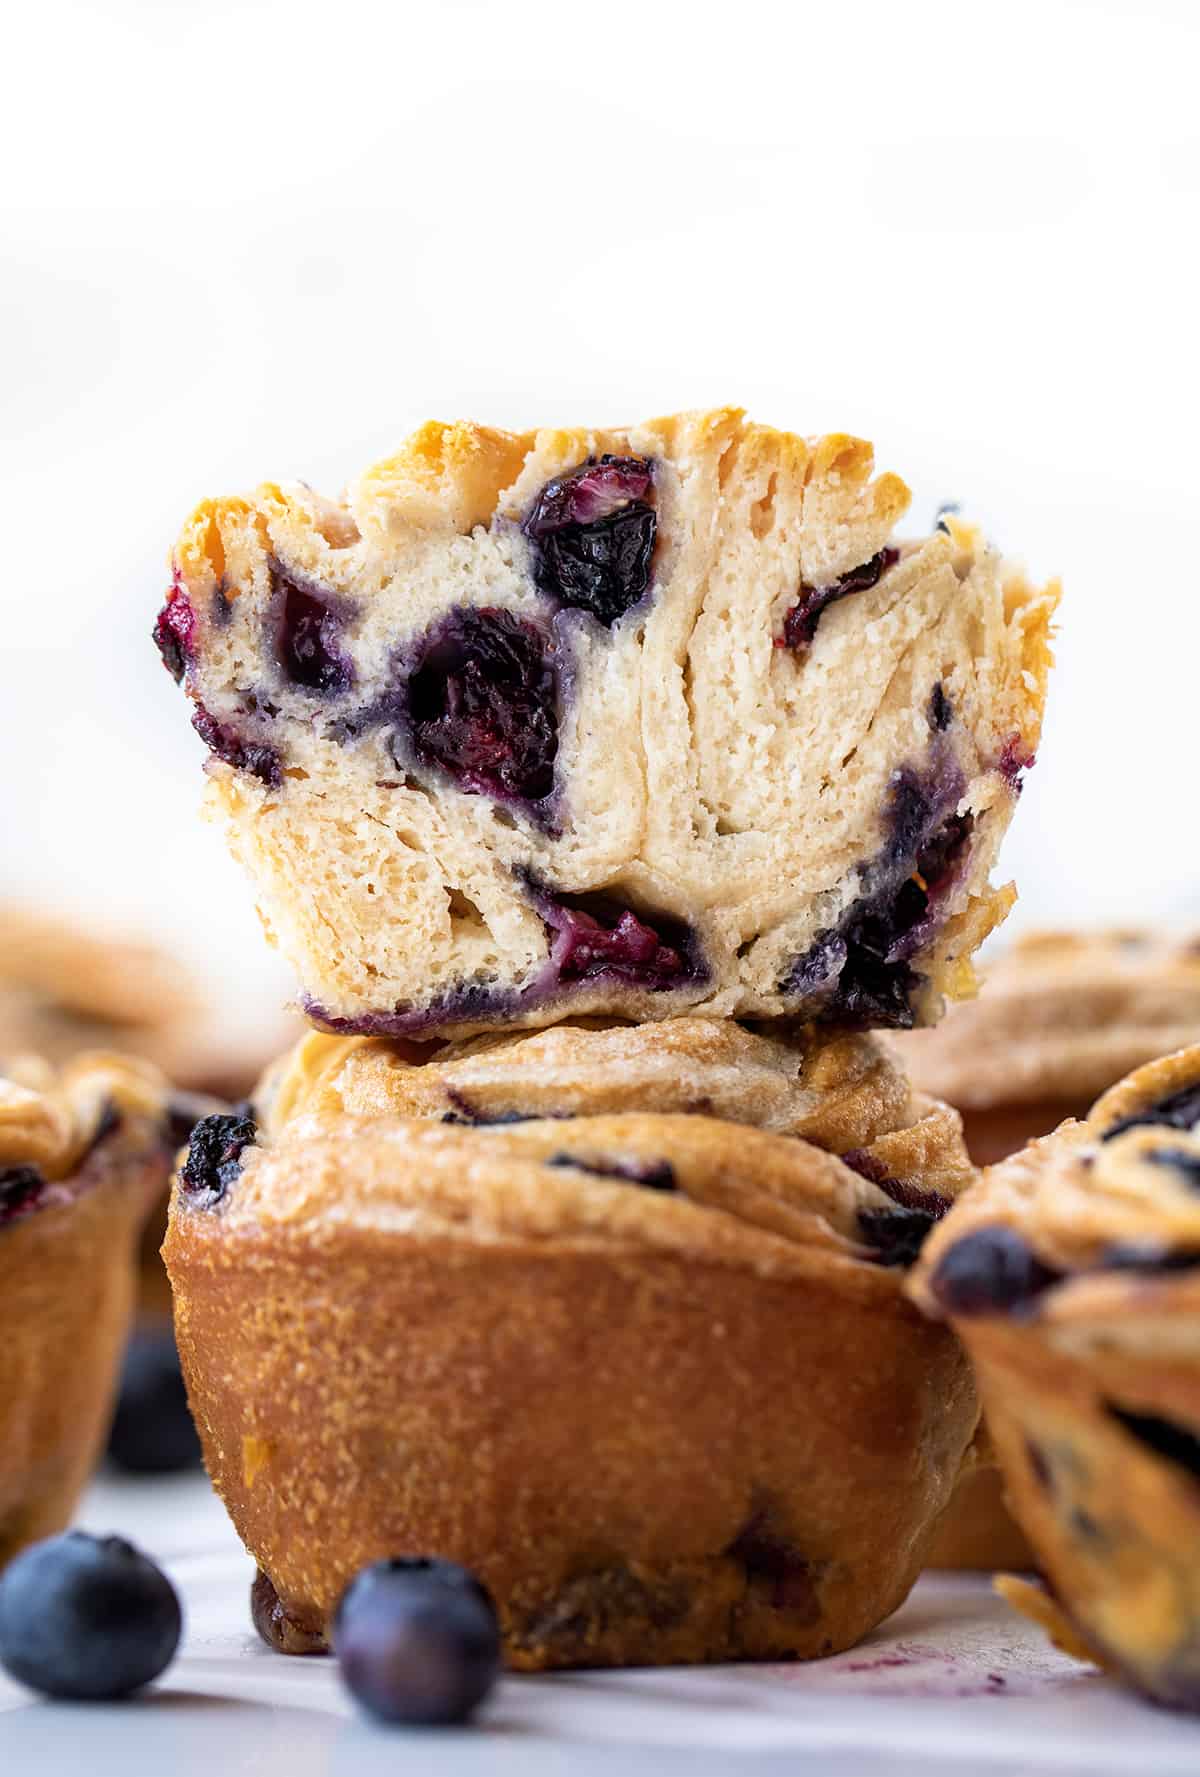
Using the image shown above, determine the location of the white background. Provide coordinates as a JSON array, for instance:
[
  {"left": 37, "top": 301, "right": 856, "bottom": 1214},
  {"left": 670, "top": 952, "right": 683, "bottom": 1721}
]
[{"left": 2, "top": 0, "right": 1197, "bottom": 1013}]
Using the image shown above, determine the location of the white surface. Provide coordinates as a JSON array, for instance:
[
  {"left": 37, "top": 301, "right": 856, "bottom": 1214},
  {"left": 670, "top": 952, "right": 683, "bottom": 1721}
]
[
  {"left": 2, "top": 1474, "right": 1199, "bottom": 1775},
  {"left": 3, "top": 0, "right": 1200, "bottom": 1012}
]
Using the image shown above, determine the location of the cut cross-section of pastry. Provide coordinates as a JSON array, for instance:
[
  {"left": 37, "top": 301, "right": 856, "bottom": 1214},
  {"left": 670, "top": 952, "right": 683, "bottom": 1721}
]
[{"left": 157, "top": 408, "right": 1057, "bottom": 1041}]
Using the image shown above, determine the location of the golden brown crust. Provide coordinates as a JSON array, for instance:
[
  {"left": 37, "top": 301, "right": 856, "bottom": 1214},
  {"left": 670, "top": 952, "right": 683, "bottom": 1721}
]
[
  {"left": 260, "top": 1018, "right": 925, "bottom": 1155},
  {"left": 895, "top": 929, "right": 1200, "bottom": 1114},
  {"left": 908, "top": 1044, "right": 1200, "bottom": 1705},
  {"left": 168, "top": 1103, "right": 977, "bottom": 1669},
  {"left": 0, "top": 1054, "right": 175, "bottom": 1568}
]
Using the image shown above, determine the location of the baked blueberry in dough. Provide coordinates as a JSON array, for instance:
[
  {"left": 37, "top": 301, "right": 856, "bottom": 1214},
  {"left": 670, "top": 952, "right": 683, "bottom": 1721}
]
[
  {"left": 157, "top": 408, "right": 1056, "bottom": 1041},
  {"left": 909, "top": 1044, "right": 1200, "bottom": 1710}
]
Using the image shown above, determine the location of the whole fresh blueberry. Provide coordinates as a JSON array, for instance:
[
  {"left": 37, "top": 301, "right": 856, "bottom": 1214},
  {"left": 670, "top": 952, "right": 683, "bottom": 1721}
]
[
  {"left": 334, "top": 1557, "right": 501, "bottom": 1727},
  {"left": 106, "top": 1328, "right": 203, "bottom": 1475},
  {"left": 0, "top": 1532, "right": 182, "bottom": 1700}
]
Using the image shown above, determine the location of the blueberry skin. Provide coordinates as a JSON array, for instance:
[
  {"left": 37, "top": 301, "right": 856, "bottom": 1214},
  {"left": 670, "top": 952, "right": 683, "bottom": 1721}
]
[
  {"left": 106, "top": 1328, "right": 203, "bottom": 1476},
  {"left": 0, "top": 1532, "right": 182, "bottom": 1700},
  {"left": 334, "top": 1558, "right": 501, "bottom": 1727}
]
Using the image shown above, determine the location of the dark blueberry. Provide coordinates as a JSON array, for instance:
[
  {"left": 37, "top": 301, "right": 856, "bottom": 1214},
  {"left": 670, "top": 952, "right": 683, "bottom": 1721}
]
[
  {"left": 333, "top": 1557, "right": 501, "bottom": 1727},
  {"left": 270, "top": 561, "right": 356, "bottom": 694},
  {"left": 106, "top": 1328, "right": 202, "bottom": 1476},
  {"left": 857, "top": 1205, "right": 938, "bottom": 1267},
  {"left": 782, "top": 758, "right": 972, "bottom": 1029},
  {"left": 303, "top": 980, "right": 520, "bottom": 1041},
  {"left": 1144, "top": 1146, "right": 1200, "bottom": 1190},
  {"left": 1102, "top": 1083, "right": 1200, "bottom": 1143},
  {"left": 546, "top": 1152, "right": 677, "bottom": 1192},
  {"left": 928, "top": 1227, "right": 1064, "bottom": 1317},
  {"left": 440, "top": 1090, "right": 537, "bottom": 1128},
  {"left": 0, "top": 1531, "right": 181, "bottom": 1700},
  {"left": 403, "top": 608, "right": 558, "bottom": 808},
  {"left": 1107, "top": 1406, "right": 1200, "bottom": 1483},
  {"left": 1026, "top": 1439, "right": 1053, "bottom": 1493},
  {"left": 191, "top": 705, "right": 282, "bottom": 789},
  {"left": 840, "top": 1151, "right": 952, "bottom": 1218},
  {"left": 163, "top": 1090, "right": 224, "bottom": 1155},
  {"left": 1101, "top": 1242, "right": 1200, "bottom": 1273},
  {"left": 0, "top": 1164, "right": 47, "bottom": 1227},
  {"left": 250, "top": 1568, "right": 328, "bottom": 1655},
  {"left": 727, "top": 1517, "right": 820, "bottom": 1620},
  {"left": 934, "top": 501, "right": 960, "bottom": 534},
  {"left": 522, "top": 456, "right": 656, "bottom": 627},
  {"left": 522, "top": 876, "right": 704, "bottom": 994},
  {"left": 179, "top": 1111, "right": 257, "bottom": 1208},
  {"left": 928, "top": 681, "right": 952, "bottom": 731},
  {"left": 780, "top": 548, "right": 898, "bottom": 653},
  {"left": 997, "top": 733, "right": 1036, "bottom": 795},
  {"left": 152, "top": 583, "right": 196, "bottom": 683}
]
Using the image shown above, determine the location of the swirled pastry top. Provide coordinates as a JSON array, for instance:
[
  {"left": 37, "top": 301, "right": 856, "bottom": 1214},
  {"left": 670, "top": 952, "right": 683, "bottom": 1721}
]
[
  {"left": 896, "top": 930, "right": 1200, "bottom": 1110},
  {"left": 910, "top": 1045, "right": 1200, "bottom": 1338},
  {"left": 0, "top": 1051, "right": 170, "bottom": 1180},
  {"left": 156, "top": 408, "right": 1056, "bottom": 1041},
  {"left": 175, "top": 1097, "right": 972, "bottom": 1284}
]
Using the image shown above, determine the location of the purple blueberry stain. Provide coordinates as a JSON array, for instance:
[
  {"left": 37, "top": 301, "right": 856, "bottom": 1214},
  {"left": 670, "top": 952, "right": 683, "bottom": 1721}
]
[
  {"left": 929, "top": 1227, "right": 1064, "bottom": 1317},
  {"left": 1106, "top": 1406, "right": 1200, "bottom": 1483},
  {"left": 152, "top": 581, "right": 196, "bottom": 684},
  {"left": 523, "top": 877, "right": 706, "bottom": 994},
  {"left": 997, "top": 734, "right": 1036, "bottom": 795},
  {"left": 270, "top": 560, "right": 356, "bottom": 695},
  {"left": 522, "top": 456, "right": 657, "bottom": 627},
  {"left": 192, "top": 705, "right": 282, "bottom": 789},
  {"left": 179, "top": 1111, "right": 257, "bottom": 1209},
  {"left": 779, "top": 548, "right": 898, "bottom": 653},
  {"left": 781, "top": 754, "right": 971, "bottom": 1028},
  {"left": 928, "top": 682, "right": 952, "bottom": 732},
  {"left": 727, "top": 1515, "right": 821, "bottom": 1619},
  {"left": 0, "top": 1165, "right": 48, "bottom": 1228},
  {"left": 546, "top": 1152, "right": 677, "bottom": 1192},
  {"left": 840, "top": 1149, "right": 952, "bottom": 1219}
]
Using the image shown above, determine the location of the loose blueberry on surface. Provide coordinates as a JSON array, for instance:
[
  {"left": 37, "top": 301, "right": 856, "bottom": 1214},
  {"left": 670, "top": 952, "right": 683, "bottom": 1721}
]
[
  {"left": 857, "top": 1205, "right": 938, "bottom": 1267},
  {"left": 106, "top": 1328, "right": 202, "bottom": 1475},
  {"left": 0, "top": 1532, "right": 181, "bottom": 1700},
  {"left": 152, "top": 584, "right": 196, "bottom": 683},
  {"left": 271, "top": 562, "right": 356, "bottom": 694},
  {"left": 928, "top": 1227, "right": 1064, "bottom": 1317},
  {"left": 546, "top": 1153, "right": 677, "bottom": 1191},
  {"left": 522, "top": 456, "right": 657, "bottom": 627},
  {"left": 334, "top": 1557, "right": 501, "bottom": 1727},
  {"left": 0, "top": 1164, "right": 47, "bottom": 1227},
  {"left": 780, "top": 548, "right": 899, "bottom": 653},
  {"left": 179, "top": 1111, "right": 257, "bottom": 1208},
  {"left": 191, "top": 705, "right": 282, "bottom": 789},
  {"left": 1106, "top": 1406, "right": 1200, "bottom": 1482},
  {"left": 403, "top": 608, "right": 558, "bottom": 808},
  {"left": 1102, "top": 1083, "right": 1200, "bottom": 1142}
]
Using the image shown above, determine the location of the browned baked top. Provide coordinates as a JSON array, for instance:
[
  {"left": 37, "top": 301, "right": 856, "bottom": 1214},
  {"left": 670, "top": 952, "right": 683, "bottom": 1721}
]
[{"left": 909, "top": 1043, "right": 1200, "bottom": 1337}]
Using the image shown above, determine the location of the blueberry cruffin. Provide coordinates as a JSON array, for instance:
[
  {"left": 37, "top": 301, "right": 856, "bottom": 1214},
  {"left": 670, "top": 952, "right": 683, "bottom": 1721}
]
[
  {"left": 156, "top": 408, "right": 1056, "bottom": 1041},
  {"left": 0, "top": 1051, "right": 175, "bottom": 1569},
  {"left": 909, "top": 1045, "right": 1200, "bottom": 1710},
  {"left": 166, "top": 1022, "right": 978, "bottom": 1670},
  {"left": 898, "top": 929, "right": 1200, "bottom": 1570}
]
